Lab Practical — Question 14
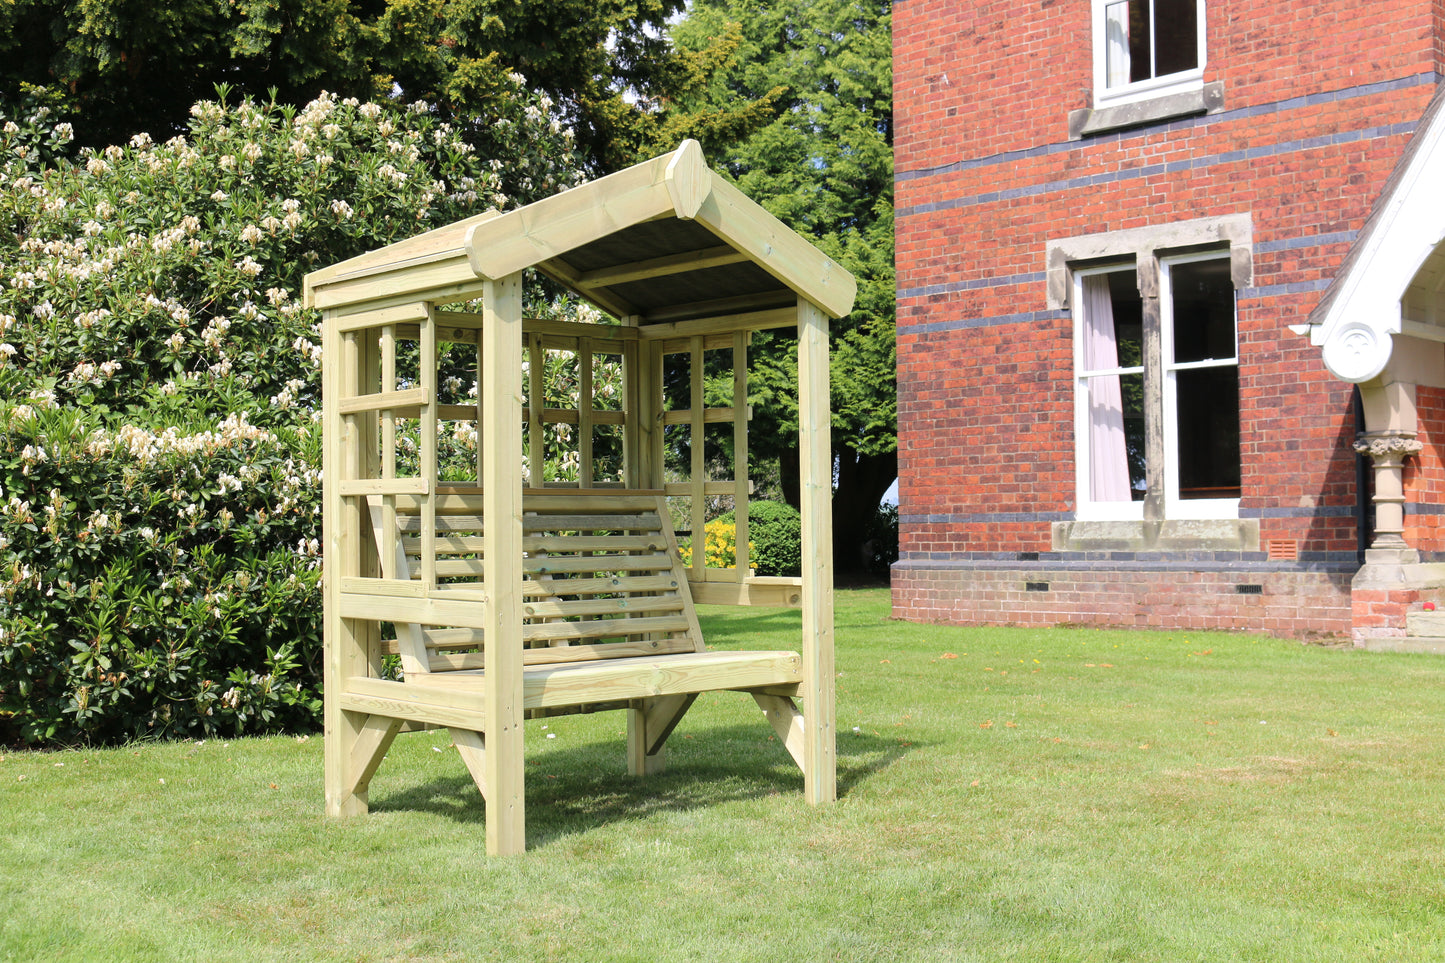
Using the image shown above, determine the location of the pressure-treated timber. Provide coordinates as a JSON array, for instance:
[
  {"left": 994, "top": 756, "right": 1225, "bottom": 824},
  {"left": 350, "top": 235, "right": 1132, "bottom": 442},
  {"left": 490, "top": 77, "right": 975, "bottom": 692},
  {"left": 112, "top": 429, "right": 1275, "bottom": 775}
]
[
  {"left": 480, "top": 272, "right": 526, "bottom": 855},
  {"left": 311, "top": 137, "right": 851, "bottom": 855},
  {"left": 797, "top": 298, "right": 837, "bottom": 805}
]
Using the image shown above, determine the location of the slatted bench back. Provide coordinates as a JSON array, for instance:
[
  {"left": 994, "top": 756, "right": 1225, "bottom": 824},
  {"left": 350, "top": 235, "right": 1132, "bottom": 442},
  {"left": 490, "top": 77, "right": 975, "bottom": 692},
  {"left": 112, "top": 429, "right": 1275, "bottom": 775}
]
[{"left": 373, "top": 490, "right": 706, "bottom": 677}]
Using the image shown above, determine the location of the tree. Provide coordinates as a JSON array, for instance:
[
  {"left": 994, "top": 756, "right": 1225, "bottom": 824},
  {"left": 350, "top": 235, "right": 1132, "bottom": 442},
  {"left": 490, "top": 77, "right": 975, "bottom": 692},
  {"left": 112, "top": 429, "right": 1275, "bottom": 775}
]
[
  {"left": 669, "top": 0, "right": 895, "bottom": 575},
  {"left": 0, "top": 0, "right": 778, "bottom": 170},
  {"left": 0, "top": 84, "right": 585, "bottom": 745}
]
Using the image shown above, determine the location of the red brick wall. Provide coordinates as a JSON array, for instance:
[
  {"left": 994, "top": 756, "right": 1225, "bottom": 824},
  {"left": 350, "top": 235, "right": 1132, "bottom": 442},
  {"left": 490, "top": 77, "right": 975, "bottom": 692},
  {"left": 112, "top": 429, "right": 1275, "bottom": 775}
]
[
  {"left": 893, "top": 0, "right": 1441, "bottom": 637},
  {"left": 1407, "top": 385, "right": 1445, "bottom": 555}
]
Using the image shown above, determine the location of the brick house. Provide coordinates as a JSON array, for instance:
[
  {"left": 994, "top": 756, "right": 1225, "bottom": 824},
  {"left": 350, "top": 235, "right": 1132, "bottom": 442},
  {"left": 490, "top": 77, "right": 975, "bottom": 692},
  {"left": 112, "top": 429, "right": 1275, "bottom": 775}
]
[{"left": 892, "top": 0, "right": 1445, "bottom": 645}]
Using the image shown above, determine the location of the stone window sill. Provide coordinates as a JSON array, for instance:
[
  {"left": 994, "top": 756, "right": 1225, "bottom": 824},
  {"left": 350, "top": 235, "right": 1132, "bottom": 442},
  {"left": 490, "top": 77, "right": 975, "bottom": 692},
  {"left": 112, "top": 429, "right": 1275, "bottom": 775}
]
[
  {"left": 1052, "top": 518, "right": 1259, "bottom": 553},
  {"left": 1068, "top": 81, "right": 1226, "bottom": 140}
]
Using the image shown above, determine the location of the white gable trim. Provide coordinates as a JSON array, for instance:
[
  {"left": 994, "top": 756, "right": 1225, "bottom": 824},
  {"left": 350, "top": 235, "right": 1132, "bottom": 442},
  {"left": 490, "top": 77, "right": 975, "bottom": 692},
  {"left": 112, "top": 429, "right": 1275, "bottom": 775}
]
[{"left": 1311, "top": 96, "right": 1445, "bottom": 383}]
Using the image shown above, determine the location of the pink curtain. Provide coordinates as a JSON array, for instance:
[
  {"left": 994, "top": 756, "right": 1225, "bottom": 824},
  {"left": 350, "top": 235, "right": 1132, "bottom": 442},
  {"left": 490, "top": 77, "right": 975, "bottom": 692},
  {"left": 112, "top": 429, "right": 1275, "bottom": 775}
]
[{"left": 1082, "top": 275, "right": 1131, "bottom": 502}]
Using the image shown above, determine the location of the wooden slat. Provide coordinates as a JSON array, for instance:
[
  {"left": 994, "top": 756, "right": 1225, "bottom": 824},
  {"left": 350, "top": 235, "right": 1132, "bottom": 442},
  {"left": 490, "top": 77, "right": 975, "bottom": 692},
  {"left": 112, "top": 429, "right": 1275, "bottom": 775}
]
[
  {"left": 733, "top": 330, "right": 750, "bottom": 575},
  {"left": 525, "top": 534, "right": 667, "bottom": 553},
  {"left": 522, "top": 614, "right": 690, "bottom": 644},
  {"left": 337, "top": 386, "right": 428, "bottom": 416},
  {"left": 654, "top": 333, "right": 739, "bottom": 355},
  {"left": 523, "top": 574, "right": 679, "bottom": 597},
  {"left": 380, "top": 324, "right": 399, "bottom": 581},
  {"left": 380, "top": 635, "right": 696, "bottom": 666},
  {"left": 340, "top": 676, "right": 489, "bottom": 731},
  {"left": 579, "top": 336, "right": 594, "bottom": 486},
  {"left": 337, "top": 478, "right": 429, "bottom": 497},
  {"left": 398, "top": 512, "right": 665, "bottom": 533},
  {"left": 688, "top": 579, "right": 803, "bottom": 608},
  {"left": 576, "top": 244, "right": 748, "bottom": 289},
  {"left": 689, "top": 336, "right": 705, "bottom": 579},
  {"left": 527, "top": 332, "right": 544, "bottom": 488},
  {"left": 431, "top": 312, "right": 643, "bottom": 343},
  {"left": 522, "top": 594, "right": 685, "bottom": 620},
  {"left": 660, "top": 407, "right": 742, "bottom": 426},
  {"left": 330, "top": 301, "right": 431, "bottom": 333},
  {"left": 526, "top": 552, "right": 676, "bottom": 576},
  {"left": 664, "top": 481, "right": 747, "bottom": 497},
  {"left": 638, "top": 307, "right": 793, "bottom": 339},
  {"left": 415, "top": 310, "right": 437, "bottom": 590},
  {"left": 522, "top": 650, "right": 800, "bottom": 709},
  {"left": 339, "top": 591, "right": 491, "bottom": 630}
]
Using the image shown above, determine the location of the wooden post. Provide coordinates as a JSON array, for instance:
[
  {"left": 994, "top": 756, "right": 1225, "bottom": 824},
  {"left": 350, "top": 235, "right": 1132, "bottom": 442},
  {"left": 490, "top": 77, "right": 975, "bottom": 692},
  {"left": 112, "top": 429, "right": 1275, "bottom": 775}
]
[
  {"left": 323, "top": 316, "right": 371, "bottom": 817},
  {"left": 732, "top": 331, "right": 749, "bottom": 573},
  {"left": 689, "top": 336, "right": 705, "bottom": 575},
  {"left": 797, "top": 297, "right": 836, "bottom": 804},
  {"left": 481, "top": 273, "right": 527, "bottom": 854}
]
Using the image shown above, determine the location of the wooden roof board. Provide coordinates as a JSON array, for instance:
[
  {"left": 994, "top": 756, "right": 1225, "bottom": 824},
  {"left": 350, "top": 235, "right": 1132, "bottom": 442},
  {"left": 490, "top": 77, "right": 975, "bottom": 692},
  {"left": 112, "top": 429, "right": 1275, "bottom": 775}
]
[
  {"left": 609, "top": 261, "right": 792, "bottom": 316},
  {"left": 305, "top": 140, "right": 856, "bottom": 322}
]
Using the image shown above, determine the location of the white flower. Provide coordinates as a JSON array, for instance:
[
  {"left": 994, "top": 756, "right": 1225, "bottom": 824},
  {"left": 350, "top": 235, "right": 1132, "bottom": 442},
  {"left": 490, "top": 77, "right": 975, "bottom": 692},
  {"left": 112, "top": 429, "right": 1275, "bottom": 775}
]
[
  {"left": 234, "top": 256, "right": 263, "bottom": 277},
  {"left": 86, "top": 156, "right": 109, "bottom": 176},
  {"left": 281, "top": 198, "right": 300, "bottom": 212},
  {"left": 359, "top": 103, "right": 381, "bottom": 119},
  {"left": 211, "top": 190, "right": 228, "bottom": 202},
  {"left": 130, "top": 132, "right": 153, "bottom": 149},
  {"left": 329, "top": 199, "right": 353, "bottom": 219},
  {"left": 239, "top": 224, "right": 263, "bottom": 244},
  {"left": 0, "top": 343, "right": 15, "bottom": 358}
]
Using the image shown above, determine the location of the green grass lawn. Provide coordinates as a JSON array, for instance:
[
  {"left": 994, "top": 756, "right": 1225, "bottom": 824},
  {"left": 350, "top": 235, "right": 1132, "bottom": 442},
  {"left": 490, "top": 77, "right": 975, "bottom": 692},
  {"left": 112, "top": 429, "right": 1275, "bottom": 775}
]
[{"left": 3, "top": 588, "right": 1445, "bottom": 962}]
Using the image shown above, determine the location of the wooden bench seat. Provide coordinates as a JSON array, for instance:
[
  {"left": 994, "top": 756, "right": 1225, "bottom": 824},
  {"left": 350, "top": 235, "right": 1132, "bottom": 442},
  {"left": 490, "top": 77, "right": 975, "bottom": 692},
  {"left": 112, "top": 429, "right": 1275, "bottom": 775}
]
[{"left": 335, "top": 488, "right": 813, "bottom": 813}]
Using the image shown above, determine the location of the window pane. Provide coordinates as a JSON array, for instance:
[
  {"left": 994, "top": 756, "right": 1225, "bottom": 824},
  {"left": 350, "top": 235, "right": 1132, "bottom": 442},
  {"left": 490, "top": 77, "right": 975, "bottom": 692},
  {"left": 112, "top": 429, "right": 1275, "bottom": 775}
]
[
  {"left": 1105, "top": 2, "right": 1132, "bottom": 87},
  {"left": 1175, "top": 366, "right": 1240, "bottom": 498},
  {"left": 1127, "top": 0, "right": 1152, "bottom": 84},
  {"left": 1170, "top": 258, "right": 1234, "bottom": 364},
  {"left": 1153, "top": 0, "right": 1199, "bottom": 77},
  {"left": 1080, "top": 270, "right": 1145, "bottom": 503}
]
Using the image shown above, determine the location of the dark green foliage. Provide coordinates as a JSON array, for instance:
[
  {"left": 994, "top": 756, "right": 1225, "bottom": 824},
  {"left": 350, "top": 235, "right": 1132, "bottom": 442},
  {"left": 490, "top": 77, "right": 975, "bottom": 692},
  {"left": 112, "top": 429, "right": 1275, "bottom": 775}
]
[
  {"left": 719, "top": 500, "right": 802, "bottom": 577},
  {"left": 669, "top": 0, "right": 896, "bottom": 567},
  {"left": 0, "top": 0, "right": 778, "bottom": 171}
]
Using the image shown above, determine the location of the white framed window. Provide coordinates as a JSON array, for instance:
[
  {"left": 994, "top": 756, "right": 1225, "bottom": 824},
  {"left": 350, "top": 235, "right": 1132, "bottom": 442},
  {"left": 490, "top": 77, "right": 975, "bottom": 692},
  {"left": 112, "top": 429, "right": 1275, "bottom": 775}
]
[
  {"left": 1073, "top": 253, "right": 1239, "bottom": 520},
  {"left": 1092, "top": 0, "right": 1206, "bottom": 108}
]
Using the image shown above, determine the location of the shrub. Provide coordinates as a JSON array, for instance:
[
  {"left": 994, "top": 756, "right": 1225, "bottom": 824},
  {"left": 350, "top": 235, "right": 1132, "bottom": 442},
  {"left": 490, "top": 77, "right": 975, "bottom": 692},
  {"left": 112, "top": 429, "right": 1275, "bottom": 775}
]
[
  {"left": 861, "top": 501, "right": 899, "bottom": 578},
  {"left": 716, "top": 500, "right": 801, "bottom": 577},
  {"left": 678, "top": 518, "right": 749, "bottom": 569},
  {"left": 0, "top": 84, "right": 585, "bottom": 745}
]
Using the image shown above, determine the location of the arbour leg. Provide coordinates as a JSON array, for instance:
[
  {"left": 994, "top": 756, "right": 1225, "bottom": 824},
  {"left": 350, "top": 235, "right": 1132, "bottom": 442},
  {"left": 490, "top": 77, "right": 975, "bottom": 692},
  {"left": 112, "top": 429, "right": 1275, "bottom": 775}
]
[
  {"left": 797, "top": 297, "right": 837, "bottom": 805},
  {"left": 626, "top": 694, "right": 697, "bottom": 776}
]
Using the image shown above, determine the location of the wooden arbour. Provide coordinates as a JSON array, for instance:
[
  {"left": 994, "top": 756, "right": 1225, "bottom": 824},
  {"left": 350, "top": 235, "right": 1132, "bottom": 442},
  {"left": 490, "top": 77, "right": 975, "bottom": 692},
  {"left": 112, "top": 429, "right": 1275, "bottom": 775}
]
[{"left": 303, "top": 140, "right": 856, "bottom": 854}]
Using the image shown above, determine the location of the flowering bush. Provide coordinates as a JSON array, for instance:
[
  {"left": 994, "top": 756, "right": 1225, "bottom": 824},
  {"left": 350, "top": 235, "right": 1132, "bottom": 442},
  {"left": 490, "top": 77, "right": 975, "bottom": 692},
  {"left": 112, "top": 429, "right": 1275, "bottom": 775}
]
[
  {"left": 678, "top": 518, "right": 750, "bottom": 570},
  {"left": 0, "top": 84, "right": 585, "bottom": 745}
]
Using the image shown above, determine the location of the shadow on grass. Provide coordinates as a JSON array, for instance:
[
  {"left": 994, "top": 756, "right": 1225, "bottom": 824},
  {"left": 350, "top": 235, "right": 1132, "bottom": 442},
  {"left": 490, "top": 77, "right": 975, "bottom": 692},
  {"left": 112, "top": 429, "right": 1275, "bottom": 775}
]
[{"left": 369, "top": 723, "right": 919, "bottom": 848}]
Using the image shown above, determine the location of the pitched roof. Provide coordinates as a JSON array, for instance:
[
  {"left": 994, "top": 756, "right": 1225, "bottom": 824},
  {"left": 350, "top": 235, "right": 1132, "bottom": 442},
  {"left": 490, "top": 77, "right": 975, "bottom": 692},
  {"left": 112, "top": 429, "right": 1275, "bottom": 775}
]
[{"left": 303, "top": 140, "right": 856, "bottom": 323}]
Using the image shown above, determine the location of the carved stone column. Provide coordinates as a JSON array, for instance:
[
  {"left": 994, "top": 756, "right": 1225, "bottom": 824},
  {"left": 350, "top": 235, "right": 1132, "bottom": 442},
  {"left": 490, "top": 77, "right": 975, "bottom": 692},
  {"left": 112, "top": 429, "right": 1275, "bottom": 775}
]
[{"left": 1353, "top": 431, "right": 1423, "bottom": 555}]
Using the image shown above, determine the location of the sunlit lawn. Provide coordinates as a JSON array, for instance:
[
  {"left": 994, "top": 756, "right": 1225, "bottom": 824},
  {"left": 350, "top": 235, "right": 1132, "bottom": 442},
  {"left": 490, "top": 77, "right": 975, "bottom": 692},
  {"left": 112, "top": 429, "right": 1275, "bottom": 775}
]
[{"left": 3, "top": 588, "right": 1444, "bottom": 961}]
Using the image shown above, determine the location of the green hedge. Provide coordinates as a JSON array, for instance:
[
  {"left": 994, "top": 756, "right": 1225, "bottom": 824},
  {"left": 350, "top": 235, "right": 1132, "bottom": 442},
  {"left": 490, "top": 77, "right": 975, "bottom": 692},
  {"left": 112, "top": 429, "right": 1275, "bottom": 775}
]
[{"left": 718, "top": 500, "right": 802, "bottom": 577}]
